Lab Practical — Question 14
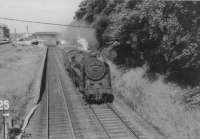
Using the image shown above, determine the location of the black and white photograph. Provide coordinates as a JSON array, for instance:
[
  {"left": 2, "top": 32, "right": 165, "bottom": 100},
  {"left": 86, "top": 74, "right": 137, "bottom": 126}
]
[{"left": 0, "top": 0, "right": 200, "bottom": 139}]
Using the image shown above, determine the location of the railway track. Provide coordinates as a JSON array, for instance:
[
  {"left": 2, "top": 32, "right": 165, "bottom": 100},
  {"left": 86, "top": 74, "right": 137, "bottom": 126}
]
[
  {"left": 88, "top": 104, "right": 140, "bottom": 139},
  {"left": 46, "top": 47, "right": 76, "bottom": 139},
  {"left": 52, "top": 47, "right": 99, "bottom": 139}
]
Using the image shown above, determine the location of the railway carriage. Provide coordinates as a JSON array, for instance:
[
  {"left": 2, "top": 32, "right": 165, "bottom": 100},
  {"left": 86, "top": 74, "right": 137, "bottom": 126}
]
[{"left": 63, "top": 48, "right": 114, "bottom": 104}]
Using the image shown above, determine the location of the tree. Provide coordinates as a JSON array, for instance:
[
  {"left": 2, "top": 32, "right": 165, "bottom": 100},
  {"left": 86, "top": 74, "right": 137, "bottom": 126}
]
[{"left": 75, "top": 0, "right": 200, "bottom": 87}]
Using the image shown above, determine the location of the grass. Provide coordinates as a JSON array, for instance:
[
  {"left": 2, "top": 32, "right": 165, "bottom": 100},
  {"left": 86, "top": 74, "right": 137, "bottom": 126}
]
[
  {"left": 0, "top": 45, "right": 45, "bottom": 137},
  {"left": 108, "top": 61, "right": 200, "bottom": 139}
]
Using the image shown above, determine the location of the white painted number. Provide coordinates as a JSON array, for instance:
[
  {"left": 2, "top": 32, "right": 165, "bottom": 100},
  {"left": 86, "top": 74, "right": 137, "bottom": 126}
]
[{"left": 0, "top": 100, "right": 10, "bottom": 110}]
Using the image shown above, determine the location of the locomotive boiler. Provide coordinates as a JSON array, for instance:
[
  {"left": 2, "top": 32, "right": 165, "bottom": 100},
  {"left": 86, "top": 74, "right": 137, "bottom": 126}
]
[{"left": 63, "top": 48, "right": 114, "bottom": 104}]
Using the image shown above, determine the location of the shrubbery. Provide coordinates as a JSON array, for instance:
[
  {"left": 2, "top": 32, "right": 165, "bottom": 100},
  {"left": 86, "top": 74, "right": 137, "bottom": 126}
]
[{"left": 75, "top": 0, "right": 200, "bottom": 87}]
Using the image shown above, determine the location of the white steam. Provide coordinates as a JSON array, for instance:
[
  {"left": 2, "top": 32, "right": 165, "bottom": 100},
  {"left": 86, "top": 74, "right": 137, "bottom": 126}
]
[{"left": 77, "top": 36, "right": 89, "bottom": 51}]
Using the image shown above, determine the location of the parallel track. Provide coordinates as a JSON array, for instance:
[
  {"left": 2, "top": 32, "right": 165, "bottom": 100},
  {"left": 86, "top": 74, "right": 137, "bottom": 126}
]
[
  {"left": 53, "top": 55, "right": 77, "bottom": 139},
  {"left": 46, "top": 47, "right": 77, "bottom": 139}
]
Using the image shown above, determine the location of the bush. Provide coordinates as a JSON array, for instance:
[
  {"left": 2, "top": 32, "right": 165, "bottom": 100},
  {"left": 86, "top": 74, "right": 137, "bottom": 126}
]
[{"left": 109, "top": 63, "right": 200, "bottom": 139}]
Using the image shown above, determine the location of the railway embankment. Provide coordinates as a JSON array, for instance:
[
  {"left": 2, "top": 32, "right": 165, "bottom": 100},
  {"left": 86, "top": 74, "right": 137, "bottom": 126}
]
[
  {"left": 34, "top": 47, "right": 48, "bottom": 104},
  {"left": 16, "top": 46, "right": 47, "bottom": 139},
  {"left": 0, "top": 43, "right": 46, "bottom": 138}
]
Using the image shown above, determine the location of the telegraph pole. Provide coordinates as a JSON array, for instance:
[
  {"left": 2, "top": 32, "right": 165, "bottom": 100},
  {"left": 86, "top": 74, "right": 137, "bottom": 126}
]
[
  {"left": 26, "top": 25, "right": 29, "bottom": 34},
  {"left": 14, "top": 28, "right": 17, "bottom": 41}
]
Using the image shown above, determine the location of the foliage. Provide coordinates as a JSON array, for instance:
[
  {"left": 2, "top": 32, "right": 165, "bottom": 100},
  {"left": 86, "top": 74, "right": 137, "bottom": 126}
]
[{"left": 75, "top": 0, "right": 200, "bottom": 87}]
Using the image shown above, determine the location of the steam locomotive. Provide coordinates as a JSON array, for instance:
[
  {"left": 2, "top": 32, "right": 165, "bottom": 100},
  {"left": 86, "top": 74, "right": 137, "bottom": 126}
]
[{"left": 63, "top": 48, "right": 114, "bottom": 104}]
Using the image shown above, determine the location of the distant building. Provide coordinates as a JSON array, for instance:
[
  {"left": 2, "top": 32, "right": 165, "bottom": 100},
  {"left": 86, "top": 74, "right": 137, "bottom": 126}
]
[
  {"left": 33, "top": 32, "right": 59, "bottom": 39},
  {"left": 0, "top": 23, "right": 10, "bottom": 41},
  {"left": 0, "top": 23, "right": 8, "bottom": 28},
  {"left": 32, "top": 32, "right": 60, "bottom": 45}
]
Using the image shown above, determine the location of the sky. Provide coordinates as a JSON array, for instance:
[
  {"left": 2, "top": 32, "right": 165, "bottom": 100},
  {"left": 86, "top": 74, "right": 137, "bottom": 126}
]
[{"left": 0, "top": 0, "right": 82, "bottom": 33}]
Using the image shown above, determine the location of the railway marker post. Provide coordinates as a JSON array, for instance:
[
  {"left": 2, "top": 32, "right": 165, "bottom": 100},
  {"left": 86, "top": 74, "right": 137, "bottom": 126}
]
[{"left": 0, "top": 99, "right": 10, "bottom": 139}]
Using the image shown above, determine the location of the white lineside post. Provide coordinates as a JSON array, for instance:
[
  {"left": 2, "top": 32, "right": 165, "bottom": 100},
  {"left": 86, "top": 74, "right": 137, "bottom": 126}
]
[
  {"left": 2, "top": 101, "right": 9, "bottom": 139},
  {"left": 26, "top": 25, "right": 29, "bottom": 35},
  {"left": 2, "top": 104, "right": 8, "bottom": 139}
]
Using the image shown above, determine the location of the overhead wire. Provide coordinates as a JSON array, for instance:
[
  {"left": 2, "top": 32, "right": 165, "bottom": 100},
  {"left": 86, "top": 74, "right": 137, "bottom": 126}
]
[{"left": 0, "top": 17, "right": 93, "bottom": 29}]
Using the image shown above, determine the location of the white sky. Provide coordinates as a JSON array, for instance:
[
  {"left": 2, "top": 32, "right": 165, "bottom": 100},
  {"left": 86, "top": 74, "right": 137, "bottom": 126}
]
[{"left": 0, "top": 0, "right": 82, "bottom": 33}]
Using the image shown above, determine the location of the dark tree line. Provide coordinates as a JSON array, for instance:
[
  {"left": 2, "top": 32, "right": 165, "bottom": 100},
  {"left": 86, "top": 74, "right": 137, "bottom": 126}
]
[{"left": 75, "top": 0, "right": 200, "bottom": 87}]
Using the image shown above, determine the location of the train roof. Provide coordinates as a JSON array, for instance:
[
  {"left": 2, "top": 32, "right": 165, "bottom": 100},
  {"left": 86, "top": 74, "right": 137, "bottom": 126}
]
[{"left": 64, "top": 47, "right": 91, "bottom": 55}]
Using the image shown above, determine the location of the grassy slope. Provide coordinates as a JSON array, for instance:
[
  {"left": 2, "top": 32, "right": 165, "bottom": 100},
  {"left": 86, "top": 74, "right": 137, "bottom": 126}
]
[
  {"left": 0, "top": 44, "right": 45, "bottom": 133},
  {"left": 108, "top": 61, "right": 200, "bottom": 139}
]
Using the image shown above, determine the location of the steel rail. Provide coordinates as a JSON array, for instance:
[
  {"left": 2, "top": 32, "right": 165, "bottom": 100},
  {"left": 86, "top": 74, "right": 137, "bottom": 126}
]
[
  {"left": 107, "top": 104, "right": 140, "bottom": 139},
  {"left": 89, "top": 104, "right": 140, "bottom": 139},
  {"left": 89, "top": 105, "right": 112, "bottom": 139},
  {"left": 45, "top": 47, "right": 49, "bottom": 139},
  {"left": 47, "top": 72, "right": 49, "bottom": 139}
]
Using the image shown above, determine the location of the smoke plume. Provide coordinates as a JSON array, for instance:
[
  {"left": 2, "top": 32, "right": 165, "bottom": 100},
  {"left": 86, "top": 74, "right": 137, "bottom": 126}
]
[{"left": 62, "top": 21, "right": 98, "bottom": 50}]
